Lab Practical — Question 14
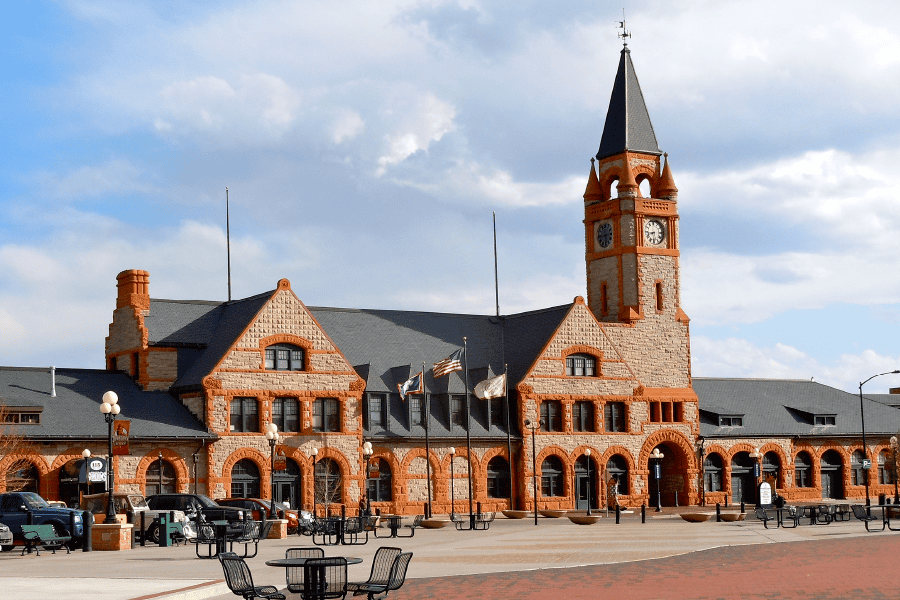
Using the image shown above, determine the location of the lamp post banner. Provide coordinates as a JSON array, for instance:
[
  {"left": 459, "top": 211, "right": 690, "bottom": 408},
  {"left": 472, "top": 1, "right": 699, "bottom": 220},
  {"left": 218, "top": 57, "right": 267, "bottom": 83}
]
[
  {"left": 274, "top": 445, "right": 287, "bottom": 471},
  {"left": 112, "top": 420, "right": 130, "bottom": 455}
]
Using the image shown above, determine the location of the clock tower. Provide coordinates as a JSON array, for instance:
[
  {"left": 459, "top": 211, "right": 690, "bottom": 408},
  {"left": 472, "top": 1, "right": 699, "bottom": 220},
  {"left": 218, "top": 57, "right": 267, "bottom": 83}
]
[{"left": 584, "top": 44, "right": 686, "bottom": 328}]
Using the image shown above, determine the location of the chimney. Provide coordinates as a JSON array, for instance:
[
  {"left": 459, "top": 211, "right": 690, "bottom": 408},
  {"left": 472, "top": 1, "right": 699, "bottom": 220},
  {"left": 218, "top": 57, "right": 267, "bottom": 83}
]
[
  {"left": 116, "top": 270, "right": 150, "bottom": 310},
  {"left": 51, "top": 366, "right": 56, "bottom": 397}
]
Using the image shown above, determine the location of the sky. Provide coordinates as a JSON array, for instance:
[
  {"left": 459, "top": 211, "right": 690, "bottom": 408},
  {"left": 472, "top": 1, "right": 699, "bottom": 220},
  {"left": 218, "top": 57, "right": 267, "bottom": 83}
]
[{"left": 1, "top": 0, "right": 899, "bottom": 394}]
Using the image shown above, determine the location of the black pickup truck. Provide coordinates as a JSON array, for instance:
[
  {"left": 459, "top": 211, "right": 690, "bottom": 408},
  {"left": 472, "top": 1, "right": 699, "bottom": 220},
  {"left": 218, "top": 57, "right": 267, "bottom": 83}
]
[
  {"left": 0, "top": 492, "right": 89, "bottom": 550},
  {"left": 146, "top": 493, "right": 247, "bottom": 524}
]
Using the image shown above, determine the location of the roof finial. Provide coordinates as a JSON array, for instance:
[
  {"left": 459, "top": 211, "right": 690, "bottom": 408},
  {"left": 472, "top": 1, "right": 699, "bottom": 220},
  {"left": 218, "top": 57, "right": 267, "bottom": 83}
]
[{"left": 617, "top": 9, "right": 631, "bottom": 47}]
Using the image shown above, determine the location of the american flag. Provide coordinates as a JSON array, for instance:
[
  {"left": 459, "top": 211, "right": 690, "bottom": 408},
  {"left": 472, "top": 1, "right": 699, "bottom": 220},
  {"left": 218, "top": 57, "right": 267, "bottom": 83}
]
[
  {"left": 433, "top": 348, "right": 463, "bottom": 378},
  {"left": 397, "top": 372, "right": 423, "bottom": 400}
]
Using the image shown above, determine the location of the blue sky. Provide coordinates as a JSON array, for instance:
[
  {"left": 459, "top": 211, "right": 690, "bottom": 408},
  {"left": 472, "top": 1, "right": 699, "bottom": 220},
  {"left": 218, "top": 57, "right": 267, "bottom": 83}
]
[{"left": 2, "top": 0, "right": 899, "bottom": 393}]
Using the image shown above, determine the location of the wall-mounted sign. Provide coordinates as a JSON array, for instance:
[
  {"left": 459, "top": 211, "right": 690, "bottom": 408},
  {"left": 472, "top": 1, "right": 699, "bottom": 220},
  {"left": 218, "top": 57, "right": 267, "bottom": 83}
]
[
  {"left": 274, "top": 445, "right": 287, "bottom": 471},
  {"left": 85, "top": 457, "right": 107, "bottom": 483},
  {"left": 112, "top": 420, "right": 130, "bottom": 456}
]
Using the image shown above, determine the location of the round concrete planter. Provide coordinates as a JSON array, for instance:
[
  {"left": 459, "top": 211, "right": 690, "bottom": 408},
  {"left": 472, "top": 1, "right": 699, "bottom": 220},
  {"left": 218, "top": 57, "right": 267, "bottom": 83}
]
[
  {"left": 501, "top": 510, "right": 528, "bottom": 519},
  {"left": 567, "top": 514, "right": 602, "bottom": 525},
  {"left": 420, "top": 519, "right": 450, "bottom": 529},
  {"left": 539, "top": 509, "right": 568, "bottom": 518},
  {"left": 719, "top": 512, "right": 746, "bottom": 522},
  {"left": 680, "top": 512, "right": 712, "bottom": 523}
]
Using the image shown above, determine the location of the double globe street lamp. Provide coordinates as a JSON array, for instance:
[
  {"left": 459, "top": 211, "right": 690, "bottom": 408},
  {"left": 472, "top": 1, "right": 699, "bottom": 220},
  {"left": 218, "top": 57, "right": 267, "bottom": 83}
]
[
  {"left": 523, "top": 419, "right": 542, "bottom": 526},
  {"left": 650, "top": 448, "right": 664, "bottom": 512},
  {"left": 99, "top": 391, "right": 120, "bottom": 525},
  {"left": 265, "top": 422, "right": 283, "bottom": 519}
]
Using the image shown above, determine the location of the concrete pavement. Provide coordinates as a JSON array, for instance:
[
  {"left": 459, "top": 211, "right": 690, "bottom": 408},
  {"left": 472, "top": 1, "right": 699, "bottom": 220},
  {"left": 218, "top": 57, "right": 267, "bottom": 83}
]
[{"left": 0, "top": 509, "right": 892, "bottom": 599}]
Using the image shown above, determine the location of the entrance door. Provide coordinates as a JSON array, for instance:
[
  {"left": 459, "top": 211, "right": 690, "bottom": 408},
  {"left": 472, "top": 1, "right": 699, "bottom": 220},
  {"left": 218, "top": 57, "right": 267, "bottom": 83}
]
[
  {"left": 574, "top": 455, "right": 595, "bottom": 511},
  {"left": 822, "top": 471, "right": 840, "bottom": 499}
]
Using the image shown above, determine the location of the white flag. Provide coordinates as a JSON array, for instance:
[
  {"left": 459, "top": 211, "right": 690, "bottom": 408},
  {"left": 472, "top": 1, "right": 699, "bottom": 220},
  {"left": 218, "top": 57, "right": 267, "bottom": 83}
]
[{"left": 474, "top": 373, "right": 506, "bottom": 400}]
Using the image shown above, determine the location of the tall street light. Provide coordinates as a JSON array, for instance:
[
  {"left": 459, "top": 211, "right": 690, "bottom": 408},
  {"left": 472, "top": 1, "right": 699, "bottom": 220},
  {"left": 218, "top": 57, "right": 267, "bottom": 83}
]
[
  {"left": 81, "top": 449, "right": 91, "bottom": 501},
  {"left": 524, "top": 419, "right": 542, "bottom": 526},
  {"left": 448, "top": 447, "right": 456, "bottom": 517},
  {"left": 650, "top": 448, "right": 664, "bottom": 513},
  {"left": 585, "top": 448, "right": 593, "bottom": 516},
  {"left": 310, "top": 447, "right": 319, "bottom": 517},
  {"left": 265, "top": 422, "right": 280, "bottom": 518},
  {"left": 362, "top": 441, "right": 373, "bottom": 511},
  {"left": 859, "top": 370, "right": 900, "bottom": 506},
  {"left": 99, "top": 391, "right": 120, "bottom": 524},
  {"left": 891, "top": 436, "right": 900, "bottom": 504}
]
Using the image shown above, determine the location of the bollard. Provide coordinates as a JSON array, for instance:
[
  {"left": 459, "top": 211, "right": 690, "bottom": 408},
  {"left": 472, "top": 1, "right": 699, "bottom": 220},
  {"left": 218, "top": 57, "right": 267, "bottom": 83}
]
[
  {"left": 716, "top": 503, "right": 721, "bottom": 523},
  {"left": 674, "top": 491, "right": 679, "bottom": 507},
  {"left": 641, "top": 504, "right": 646, "bottom": 523},
  {"left": 127, "top": 512, "right": 135, "bottom": 549},
  {"left": 724, "top": 497, "right": 728, "bottom": 507},
  {"left": 140, "top": 511, "right": 146, "bottom": 547},
  {"left": 740, "top": 502, "right": 745, "bottom": 514},
  {"left": 26, "top": 509, "right": 34, "bottom": 526},
  {"left": 424, "top": 502, "right": 430, "bottom": 519},
  {"left": 477, "top": 502, "right": 482, "bottom": 516},
  {"left": 615, "top": 504, "right": 620, "bottom": 524},
  {"left": 82, "top": 512, "right": 93, "bottom": 552}
]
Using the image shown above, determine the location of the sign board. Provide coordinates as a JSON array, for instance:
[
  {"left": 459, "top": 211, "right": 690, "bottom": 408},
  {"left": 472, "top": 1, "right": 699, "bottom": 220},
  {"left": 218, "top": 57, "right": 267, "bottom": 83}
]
[
  {"left": 758, "top": 481, "right": 773, "bottom": 507},
  {"left": 863, "top": 459, "right": 872, "bottom": 470},
  {"left": 653, "top": 463, "right": 662, "bottom": 480},
  {"left": 112, "top": 420, "right": 130, "bottom": 456},
  {"left": 274, "top": 445, "right": 287, "bottom": 471},
  {"left": 84, "top": 458, "right": 108, "bottom": 483},
  {"left": 753, "top": 462, "right": 761, "bottom": 478}
]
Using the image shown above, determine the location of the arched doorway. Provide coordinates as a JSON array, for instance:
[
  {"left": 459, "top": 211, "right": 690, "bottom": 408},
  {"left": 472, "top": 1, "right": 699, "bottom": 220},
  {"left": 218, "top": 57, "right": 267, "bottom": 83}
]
[
  {"left": 230, "top": 459, "right": 260, "bottom": 498},
  {"left": 486, "top": 456, "right": 510, "bottom": 499},
  {"left": 146, "top": 459, "right": 177, "bottom": 496},
  {"left": 6, "top": 462, "right": 38, "bottom": 494},
  {"left": 731, "top": 452, "right": 757, "bottom": 504},
  {"left": 820, "top": 450, "right": 844, "bottom": 499},
  {"left": 574, "top": 454, "right": 597, "bottom": 511},
  {"left": 367, "top": 458, "right": 392, "bottom": 502},
  {"left": 649, "top": 442, "right": 689, "bottom": 507},
  {"left": 273, "top": 458, "right": 301, "bottom": 510},
  {"left": 605, "top": 455, "right": 629, "bottom": 507}
]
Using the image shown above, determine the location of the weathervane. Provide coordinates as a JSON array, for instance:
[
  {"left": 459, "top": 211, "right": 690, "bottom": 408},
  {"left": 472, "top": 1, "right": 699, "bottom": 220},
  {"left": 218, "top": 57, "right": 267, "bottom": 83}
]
[{"left": 617, "top": 9, "right": 631, "bottom": 46}]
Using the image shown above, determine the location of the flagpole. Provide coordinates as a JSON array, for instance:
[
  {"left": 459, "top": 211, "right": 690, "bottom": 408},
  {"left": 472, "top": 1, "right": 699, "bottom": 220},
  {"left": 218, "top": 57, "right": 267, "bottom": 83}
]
[
  {"left": 493, "top": 211, "right": 499, "bottom": 317},
  {"left": 463, "top": 337, "right": 475, "bottom": 529},
  {"left": 423, "top": 361, "right": 433, "bottom": 518},
  {"left": 503, "top": 363, "right": 514, "bottom": 510},
  {"left": 226, "top": 187, "right": 232, "bottom": 302}
]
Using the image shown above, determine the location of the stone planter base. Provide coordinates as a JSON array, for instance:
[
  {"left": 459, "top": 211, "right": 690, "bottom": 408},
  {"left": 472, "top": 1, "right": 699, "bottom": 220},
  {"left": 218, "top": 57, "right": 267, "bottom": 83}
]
[
  {"left": 719, "top": 512, "right": 746, "bottom": 522},
  {"left": 567, "top": 515, "right": 602, "bottom": 525},
  {"left": 680, "top": 512, "right": 712, "bottom": 523},
  {"left": 91, "top": 523, "right": 134, "bottom": 551},
  {"left": 267, "top": 519, "right": 288, "bottom": 539},
  {"left": 501, "top": 510, "right": 528, "bottom": 519},
  {"left": 539, "top": 509, "right": 567, "bottom": 518},
  {"left": 420, "top": 519, "right": 450, "bottom": 529}
]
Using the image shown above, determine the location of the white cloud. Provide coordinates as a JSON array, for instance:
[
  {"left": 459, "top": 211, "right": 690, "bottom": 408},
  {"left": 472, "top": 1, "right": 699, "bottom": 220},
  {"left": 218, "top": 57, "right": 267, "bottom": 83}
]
[
  {"left": 376, "top": 93, "right": 457, "bottom": 173},
  {"left": 36, "top": 159, "right": 151, "bottom": 200}
]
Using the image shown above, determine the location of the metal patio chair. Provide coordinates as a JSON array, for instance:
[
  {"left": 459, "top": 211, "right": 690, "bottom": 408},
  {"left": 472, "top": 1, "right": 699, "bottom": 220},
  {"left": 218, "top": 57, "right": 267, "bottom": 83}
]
[{"left": 218, "top": 551, "right": 286, "bottom": 600}]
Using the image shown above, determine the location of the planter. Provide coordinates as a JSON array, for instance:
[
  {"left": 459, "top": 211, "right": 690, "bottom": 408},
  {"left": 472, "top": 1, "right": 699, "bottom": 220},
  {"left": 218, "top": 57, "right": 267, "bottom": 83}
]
[
  {"left": 539, "top": 509, "right": 568, "bottom": 518},
  {"left": 420, "top": 519, "right": 450, "bottom": 529},
  {"left": 680, "top": 512, "right": 712, "bottom": 523},
  {"left": 719, "top": 512, "right": 746, "bottom": 522},
  {"left": 567, "top": 514, "right": 602, "bottom": 525},
  {"left": 501, "top": 510, "right": 528, "bottom": 519}
]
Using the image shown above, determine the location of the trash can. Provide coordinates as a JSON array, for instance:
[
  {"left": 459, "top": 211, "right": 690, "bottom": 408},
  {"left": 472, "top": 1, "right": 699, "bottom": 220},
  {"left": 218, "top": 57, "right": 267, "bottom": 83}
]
[{"left": 157, "top": 512, "right": 172, "bottom": 547}]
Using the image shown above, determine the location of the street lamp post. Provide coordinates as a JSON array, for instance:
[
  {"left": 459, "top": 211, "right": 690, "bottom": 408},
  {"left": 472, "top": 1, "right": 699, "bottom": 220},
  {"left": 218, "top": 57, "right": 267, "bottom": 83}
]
[
  {"left": 859, "top": 370, "right": 900, "bottom": 507},
  {"left": 449, "top": 447, "right": 456, "bottom": 517},
  {"left": 99, "top": 391, "right": 120, "bottom": 525},
  {"left": 697, "top": 437, "right": 706, "bottom": 507},
  {"left": 651, "top": 448, "right": 664, "bottom": 513},
  {"left": 362, "top": 442, "right": 373, "bottom": 511},
  {"left": 81, "top": 449, "right": 91, "bottom": 501},
  {"left": 585, "top": 448, "right": 593, "bottom": 516},
  {"left": 524, "top": 419, "right": 542, "bottom": 526},
  {"left": 310, "top": 447, "right": 319, "bottom": 517},
  {"left": 265, "top": 423, "right": 280, "bottom": 518},
  {"left": 891, "top": 436, "right": 900, "bottom": 504}
]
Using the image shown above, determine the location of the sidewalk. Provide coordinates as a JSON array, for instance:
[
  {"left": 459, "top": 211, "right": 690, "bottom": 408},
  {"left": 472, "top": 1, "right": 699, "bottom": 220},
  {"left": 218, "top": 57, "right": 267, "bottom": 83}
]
[{"left": 0, "top": 510, "right": 889, "bottom": 600}]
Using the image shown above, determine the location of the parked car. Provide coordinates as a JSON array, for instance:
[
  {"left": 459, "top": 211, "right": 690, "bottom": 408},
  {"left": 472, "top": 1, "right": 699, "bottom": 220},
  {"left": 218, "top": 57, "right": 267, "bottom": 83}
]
[
  {"left": 218, "top": 498, "right": 300, "bottom": 532},
  {"left": 146, "top": 493, "right": 247, "bottom": 524},
  {"left": 0, "top": 523, "right": 12, "bottom": 548},
  {"left": 0, "top": 491, "right": 89, "bottom": 550},
  {"left": 80, "top": 492, "right": 197, "bottom": 543}
]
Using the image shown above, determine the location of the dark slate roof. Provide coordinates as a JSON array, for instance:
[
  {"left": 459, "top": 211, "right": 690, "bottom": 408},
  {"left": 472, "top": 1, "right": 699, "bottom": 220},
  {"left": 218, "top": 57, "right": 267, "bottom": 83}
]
[
  {"left": 0, "top": 367, "right": 213, "bottom": 440},
  {"left": 866, "top": 393, "right": 900, "bottom": 409},
  {"left": 695, "top": 378, "right": 900, "bottom": 438},
  {"left": 172, "top": 291, "right": 273, "bottom": 390},
  {"left": 596, "top": 46, "right": 661, "bottom": 160},
  {"left": 145, "top": 299, "right": 223, "bottom": 346}
]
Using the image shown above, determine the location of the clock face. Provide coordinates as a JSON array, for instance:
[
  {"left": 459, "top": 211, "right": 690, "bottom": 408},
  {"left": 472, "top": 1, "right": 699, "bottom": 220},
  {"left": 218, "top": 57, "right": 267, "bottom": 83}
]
[
  {"left": 644, "top": 219, "right": 665, "bottom": 245},
  {"left": 596, "top": 222, "right": 613, "bottom": 249}
]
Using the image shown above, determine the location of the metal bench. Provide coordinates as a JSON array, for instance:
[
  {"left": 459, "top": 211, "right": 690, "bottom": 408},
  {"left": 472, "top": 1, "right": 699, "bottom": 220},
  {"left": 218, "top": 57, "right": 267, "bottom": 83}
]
[
  {"left": 851, "top": 504, "right": 885, "bottom": 532},
  {"left": 347, "top": 551, "right": 411, "bottom": 600},
  {"left": 474, "top": 512, "right": 495, "bottom": 530},
  {"left": 219, "top": 551, "right": 286, "bottom": 600},
  {"left": 19, "top": 524, "right": 71, "bottom": 556},
  {"left": 346, "top": 546, "right": 401, "bottom": 599}
]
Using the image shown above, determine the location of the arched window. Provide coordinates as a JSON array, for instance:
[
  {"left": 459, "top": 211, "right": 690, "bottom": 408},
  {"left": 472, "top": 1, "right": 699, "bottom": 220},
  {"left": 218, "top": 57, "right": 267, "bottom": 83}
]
[
  {"left": 566, "top": 354, "right": 596, "bottom": 377},
  {"left": 762, "top": 451, "right": 781, "bottom": 487},
  {"left": 487, "top": 456, "right": 511, "bottom": 499},
  {"left": 264, "top": 344, "right": 305, "bottom": 371},
  {"left": 794, "top": 452, "right": 812, "bottom": 488},
  {"left": 147, "top": 459, "right": 177, "bottom": 495},
  {"left": 5, "top": 462, "right": 38, "bottom": 494},
  {"left": 850, "top": 450, "right": 865, "bottom": 486},
  {"left": 606, "top": 454, "right": 629, "bottom": 496},
  {"left": 540, "top": 456, "right": 564, "bottom": 497},
  {"left": 230, "top": 459, "right": 260, "bottom": 498},
  {"left": 878, "top": 450, "right": 894, "bottom": 485},
  {"left": 703, "top": 453, "right": 723, "bottom": 492},
  {"left": 315, "top": 458, "right": 342, "bottom": 508},
  {"left": 273, "top": 458, "right": 302, "bottom": 510},
  {"left": 366, "top": 458, "right": 392, "bottom": 502}
]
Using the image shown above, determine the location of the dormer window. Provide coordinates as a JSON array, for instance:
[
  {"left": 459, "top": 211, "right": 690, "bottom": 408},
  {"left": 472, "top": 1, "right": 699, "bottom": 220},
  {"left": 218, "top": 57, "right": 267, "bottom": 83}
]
[
  {"left": 566, "top": 354, "right": 596, "bottom": 377},
  {"left": 265, "top": 344, "right": 305, "bottom": 371},
  {"left": 814, "top": 415, "right": 836, "bottom": 426},
  {"left": 719, "top": 416, "right": 743, "bottom": 427}
]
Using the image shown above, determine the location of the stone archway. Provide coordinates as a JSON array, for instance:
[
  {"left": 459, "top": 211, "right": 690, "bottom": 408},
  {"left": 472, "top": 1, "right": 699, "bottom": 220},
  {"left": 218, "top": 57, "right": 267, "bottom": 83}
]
[{"left": 642, "top": 433, "right": 695, "bottom": 507}]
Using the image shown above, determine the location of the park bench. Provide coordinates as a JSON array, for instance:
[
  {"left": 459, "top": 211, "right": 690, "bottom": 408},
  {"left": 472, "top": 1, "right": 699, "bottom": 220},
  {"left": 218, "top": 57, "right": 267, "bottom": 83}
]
[
  {"left": 20, "top": 524, "right": 71, "bottom": 556},
  {"left": 450, "top": 512, "right": 494, "bottom": 531},
  {"left": 474, "top": 512, "right": 495, "bottom": 530}
]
